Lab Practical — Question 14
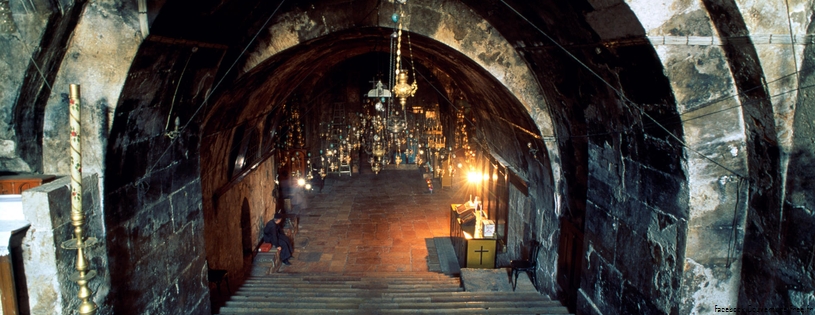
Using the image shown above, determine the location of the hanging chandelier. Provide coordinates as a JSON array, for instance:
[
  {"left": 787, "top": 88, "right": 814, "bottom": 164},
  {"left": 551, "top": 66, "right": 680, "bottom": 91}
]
[
  {"left": 392, "top": 13, "right": 417, "bottom": 112},
  {"left": 365, "top": 81, "right": 389, "bottom": 174}
]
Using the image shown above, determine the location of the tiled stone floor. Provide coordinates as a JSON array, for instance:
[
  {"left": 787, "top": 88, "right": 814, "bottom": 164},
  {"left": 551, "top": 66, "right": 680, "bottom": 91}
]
[{"left": 277, "top": 168, "right": 468, "bottom": 274}]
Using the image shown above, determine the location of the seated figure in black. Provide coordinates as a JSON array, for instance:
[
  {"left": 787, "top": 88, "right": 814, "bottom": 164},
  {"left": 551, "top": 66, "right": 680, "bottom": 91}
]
[{"left": 264, "top": 213, "right": 293, "bottom": 265}]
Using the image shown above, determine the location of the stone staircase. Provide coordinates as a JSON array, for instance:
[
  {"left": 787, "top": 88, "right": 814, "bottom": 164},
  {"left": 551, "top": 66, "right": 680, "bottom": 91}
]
[{"left": 215, "top": 272, "right": 571, "bottom": 314}]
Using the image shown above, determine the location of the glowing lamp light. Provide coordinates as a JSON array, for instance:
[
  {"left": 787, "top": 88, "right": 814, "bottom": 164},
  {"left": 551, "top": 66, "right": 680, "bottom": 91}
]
[
  {"left": 467, "top": 172, "right": 481, "bottom": 184},
  {"left": 305, "top": 183, "right": 312, "bottom": 190},
  {"left": 297, "top": 178, "right": 306, "bottom": 186}
]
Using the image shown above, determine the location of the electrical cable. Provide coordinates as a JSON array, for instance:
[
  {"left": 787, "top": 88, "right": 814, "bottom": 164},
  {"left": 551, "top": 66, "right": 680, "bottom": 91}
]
[
  {"left": 144, "top": 0, "right": 286, "bottom": 176},
  {"left": 499, "top": 0, "right": 749, "bottom": 179},
  {"left": 780, "top": 0, "right": 801, "bottom": 252},
  {"left": 12, "top": 35, "right": 53, "bottom": 92},
  {"left": 783, "top": 0, "right": 801, "bottom": 93},
  {"left": 726, "top": 177, "right": 744, "bottom": 269},
  {"left": 164, "top": 50, "right": 194, "bottom": 138},
  {"left": 495, "top": 116, "right": 541, "bottom": 139},
  {"left": 572, "top": 81, "right": 815, "bottom": 139}
]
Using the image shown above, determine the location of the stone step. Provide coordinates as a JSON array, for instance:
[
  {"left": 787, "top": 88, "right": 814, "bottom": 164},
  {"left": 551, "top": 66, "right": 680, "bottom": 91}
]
[
  {"left": 231, "top": 291, "right": 395, "bottom": 298},
  {"left": 230, "top": 296, "right": 371, "bottom": 303},
  {"left": 232, "top": 290, "right": 480, "bottom": 298},
  {"left": 379, "top": 291, "right": 540, "bottom": 297},
  {"left": 235, "top": 287, "right": 464, "bottom": 296},
  {"left": 241, "top": 281, "right": 462, "bottom": 288},
  {"left": 243, "top": 278, "right": 461, "bottom": 285},
  {"left": 218, "top": 271, "right": 572, "bottom": 315},
  {"left": 229, "top": 292, "right": 551, "bottom": 302},
  {"left": 253, "top": 273, "right": 457, "bottom": 280},
  {"left": 218, "top": 306, "right": 570, "bottom": 314},
  {"left": 239, "top": 283, "right": 460, "bottom": 290},
  {"left": 246, "top": 275, "right": 460, "bottom": 281},
  {"left": 224, "top": 300, "right": 562, "bottom": 309},
  {"left": 368, "top": 301, "right": 563, "bottom": 309},
  {"left": 257, "top": 271, "right": 455, "bottom": 276}
]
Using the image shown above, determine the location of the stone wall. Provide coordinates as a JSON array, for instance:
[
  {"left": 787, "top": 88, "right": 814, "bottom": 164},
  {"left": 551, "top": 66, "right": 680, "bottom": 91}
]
[
  {"left": 757, "top": 7, "right": 815, "bottom": 310},
  {"left": 101, "top": 37, "right": 224, "bottom": 314},
  {"left": 20, "top": 174, "right": 109, "bottom": 315},
  {"left": 1, "top": 0, "right": 73, "bottom": 173},
  {"left": 40, "top": 0, "right": 141, "bottom": 177},
  {"left": 200, "top": 139, "right": 278, "bottom": 281},
  {"left": 504, "top": 184, "right": 531, "bottom": 268}
]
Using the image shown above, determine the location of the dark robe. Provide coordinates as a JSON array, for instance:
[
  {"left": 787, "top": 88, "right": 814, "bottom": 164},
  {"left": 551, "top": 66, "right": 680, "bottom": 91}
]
[{"left": 263, "top": 219, "right": 293, "bottom": 262}]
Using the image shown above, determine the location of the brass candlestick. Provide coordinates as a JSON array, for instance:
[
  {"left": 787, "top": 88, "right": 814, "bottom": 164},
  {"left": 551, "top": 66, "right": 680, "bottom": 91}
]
[{"left": 61, "top": 84, "right": 98, "bottom": 315}]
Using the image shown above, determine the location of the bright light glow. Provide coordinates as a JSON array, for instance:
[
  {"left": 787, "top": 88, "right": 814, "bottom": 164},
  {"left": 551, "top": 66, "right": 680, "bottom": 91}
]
[
  {"left": 457, "top": 163, "right": 462, "bottom": 168},
  {"left": 483, "top": 174, "right": 489, "bottom": 181},
  {"left": 297, "top": 178, "right": 306, "bottom": 186},
  {"left": 492, "top": 174, "right": 498, "bottom": 181},
  {"left": 467, "top": 172, "right": 481, "bottom": 183},
  {"left": 305, "top": 183, "right": 312, "bottom": 190}
]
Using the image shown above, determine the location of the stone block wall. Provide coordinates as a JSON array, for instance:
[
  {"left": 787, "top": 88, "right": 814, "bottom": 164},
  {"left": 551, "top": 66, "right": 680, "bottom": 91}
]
[
  {"left": 201, "top": 149, "right": 278, "bottom": 281},
  {"left": 580, "top": 136, "right": 688, "bottom": 315},
  {"left": 20, "top": 174, "right": 109, "bottom": 315},
  {"left": 504, "top": 185, "right": 532, "bottom": 268},
  {"left": 749, "top": 25, "right": 815, "bottom": 311},
  {"left": 101, "top": 37, "right": 224, "bottom": 314},
  {"left": 490, "top": 138, "right": 557, "bottom": 297}
]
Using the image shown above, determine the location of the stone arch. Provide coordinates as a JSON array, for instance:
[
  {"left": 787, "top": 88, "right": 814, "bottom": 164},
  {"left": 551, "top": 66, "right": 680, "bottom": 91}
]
[
  {"left": 198, "top": 2, "right": 690, "bottom": 312},
  {"left": 231, "top": 0, "right": 558, "bottom": 159},
  {"left": 200, "top": 0, "right": 566, "bottom": 277},
  {"left": 782, "top": 12, "right": 815, "bottom": 305},
  {"left": 616, "top": 0, "right": 813, "bottom": 312},
  {"left": 197, "top": 18, "right": 563, "bottom": 297},
  {"left": 201, "top": 6, "right": 562, "bottom": 165}
]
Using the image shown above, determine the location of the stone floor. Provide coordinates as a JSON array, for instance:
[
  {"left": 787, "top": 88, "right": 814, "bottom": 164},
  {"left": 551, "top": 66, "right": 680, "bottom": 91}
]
[{"left": 276, "top": 167, "right": 470, "bottom": 274}]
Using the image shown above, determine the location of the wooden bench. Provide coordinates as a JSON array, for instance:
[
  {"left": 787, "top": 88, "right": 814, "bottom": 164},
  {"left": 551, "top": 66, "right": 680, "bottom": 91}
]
[{"left": 257, "top": 214, "right": 299, "bottom": 274}]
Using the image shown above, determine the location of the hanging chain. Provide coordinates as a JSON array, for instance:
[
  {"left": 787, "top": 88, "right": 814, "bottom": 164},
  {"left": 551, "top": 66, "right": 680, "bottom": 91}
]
[
  {"left": 396, "top": 21, "right": 402, "bottom": 75},
  {"left": 407, "top": 21, "right": 416, "bottom": 81}
]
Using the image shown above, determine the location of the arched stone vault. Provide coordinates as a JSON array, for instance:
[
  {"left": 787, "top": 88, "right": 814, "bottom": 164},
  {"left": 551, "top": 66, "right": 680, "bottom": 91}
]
[
  {"left": 619, "top": 0, "right": 813, "bottom": 312},
  {"left": 197, "top": 1, "right": 567, "bottom": 300},
  {"left": 202, "top": 0, "right": 558, "bottom": 165}
]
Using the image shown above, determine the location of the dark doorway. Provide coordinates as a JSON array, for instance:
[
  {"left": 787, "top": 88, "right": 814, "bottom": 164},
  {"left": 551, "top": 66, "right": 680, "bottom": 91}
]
[
  {"left": 557, "top": 218, "right": 583, "bottom": 313},
  {"left": 241, "top": 198, "right": 253, "bottom": 265}
]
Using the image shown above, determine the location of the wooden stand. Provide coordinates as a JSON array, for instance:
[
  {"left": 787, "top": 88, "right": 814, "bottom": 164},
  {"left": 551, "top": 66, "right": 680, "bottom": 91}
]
[
  {"left": 0, "top": 175, "right": 56, "bottom": 194},
  {"left": 449, "top": 204, "right": 496, "bottom": 269},
  {"left": 441, "top": 174, "right": 452, "bottom": 188}
]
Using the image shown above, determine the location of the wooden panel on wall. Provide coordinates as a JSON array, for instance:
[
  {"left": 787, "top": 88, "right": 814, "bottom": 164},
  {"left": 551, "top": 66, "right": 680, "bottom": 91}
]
[{"left": 0, "top": 175, "right": 57, "bottom": 194}]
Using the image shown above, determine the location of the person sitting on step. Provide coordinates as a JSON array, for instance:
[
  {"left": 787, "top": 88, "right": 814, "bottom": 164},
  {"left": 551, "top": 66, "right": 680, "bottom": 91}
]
[{"left": 263, "top": 213, "right": 293, "bottom": 265}]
